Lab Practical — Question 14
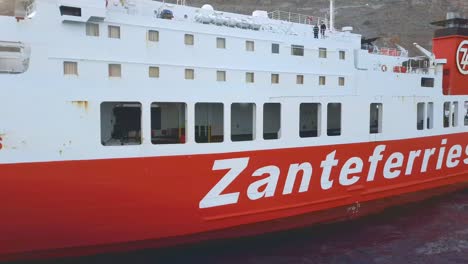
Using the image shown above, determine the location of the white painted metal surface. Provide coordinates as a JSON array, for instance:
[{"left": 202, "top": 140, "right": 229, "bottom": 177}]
[{"left": 0, "top": 0, "right": 466, "bottom": 164}]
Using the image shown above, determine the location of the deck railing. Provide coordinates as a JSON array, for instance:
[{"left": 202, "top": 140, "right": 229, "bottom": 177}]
[{"left": 268, "top": 10, "right": 327, "bottom": 26}]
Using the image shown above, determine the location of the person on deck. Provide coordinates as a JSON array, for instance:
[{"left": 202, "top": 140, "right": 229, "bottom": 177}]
[
  {"left": 313, "top": 24, "right": 319, "bottom": 39},
  {"left": 320, "top": 22, "right": 326, "bottom": 38}
]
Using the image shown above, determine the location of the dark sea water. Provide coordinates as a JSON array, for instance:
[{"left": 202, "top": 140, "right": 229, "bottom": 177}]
[{"left": 15, "top": 190, "right": 468, "bottom": 264}]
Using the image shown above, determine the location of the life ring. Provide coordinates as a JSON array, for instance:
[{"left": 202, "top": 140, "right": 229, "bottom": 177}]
[{"left": 381, "top": 65, "right": 388, "bottom": 72}]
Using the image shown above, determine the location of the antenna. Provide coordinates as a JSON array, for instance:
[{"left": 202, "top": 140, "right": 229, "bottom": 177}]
[{"left": 329, "top": 0, "right": 335, "bottom": 31}]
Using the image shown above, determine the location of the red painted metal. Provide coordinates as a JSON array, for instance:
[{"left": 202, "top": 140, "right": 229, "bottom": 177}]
[
  {"left": 433, "top": 35, "right": 468, "bottom": 95},
  {"left": 0, "top": 133, "right": 467, "bottom": 261}
]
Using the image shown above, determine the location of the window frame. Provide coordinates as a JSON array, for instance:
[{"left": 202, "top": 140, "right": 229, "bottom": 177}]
[
  {"left": 63, "top": 61, "right": 78, "bottom": 76},
  {"left": 149, "top": 66, "right": 160, "bottom": 78},
  {"left": 108, "top": 25, "right": 121, "bottom": 39},
  {"left": 108, "top": 64, "right": 122, "bottom": 78},
  {"left": 148, "top": 30, "right": 159, "bottom": 42},
  {"left": 216, "top": 37, "right": 226, "bottom": 49},
  {"left": 246, "top": 40, "right": 255, "bottom": 52}
]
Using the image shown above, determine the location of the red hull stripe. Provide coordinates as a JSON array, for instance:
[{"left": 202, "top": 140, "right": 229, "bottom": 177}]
[{"left": 0, "top": 133, "right": 467, "bottom": 261}]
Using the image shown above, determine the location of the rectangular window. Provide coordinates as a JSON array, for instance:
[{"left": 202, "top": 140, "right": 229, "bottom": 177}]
[
  {"left": 421, "top": 77, "right": 434, "bottom": 88},
  {"left": 263, "top": 103, "right": 281, "bottom": 140},
  {"left": 231, "top": 103, "right": 256, "bottom": 142},
  {"left": 272, "top": 43, "right": 280, "bottom": 54},
  {"left": 427, "top": 102, "right": 434, "bottom": 129},
  {"left": 216, "top": 37, "right": 226, "bottom": 49},
  {"left": 338, "top": 77, "right": 345, "bottom": 86},
  {"left": 417, "top": 103, "right": 425, "bottom": 130},
  {"left": 319, "top": 48, "right": 327, "bottom": 58},
  {"left": 101, "top": 102, "right": 141, "bottom": 146},
  {"left": 185, "top": 34, "right": 194, "bottom": 45},
  {"left": 291, "top": 45, "right": 304, "bottom": 56},
  {"left": 339, "top": 50, "right": 346, "bottom": 60},
  {"left": 149, "top": 66, "right": 159, "bottom": 78},
  {"left": 63, "top": 61, "right": 78, "bottom": 75},
  {"left": 370, "top": 103, "right": 383, "bottom": 134},
  {"left": 246, "top": 72, "right": 255, "bottom": 83},
  {"left": 185, "top": 69, "right": 194, "bottom": 80},
  {"left": 148, "top": 30, "right": 159, "bottom": 42},
  {"left": 151, "top": 103, "right": 186, "bottom": 144},
  {"left": 86, "top": 23, "right": 99, "bottom": 37},
  {"left": 109, "top": 64, "right": 121, "bottom": 77},
  {"left": 464, "top": 101, "right": 468, "bottom": 126},
  {"left": 443, "top": 102, "right": 451, "bottom": 128},
  {"left": 108, "top": 25, "right": 120, "bottom": 39},
  {"left": 300, "top": 103, "right": 321, "bottom": 138},
  {"left": 60, "top": 6, "right": 81, "bottom": 16},
  {"left": 327, "top": 103, "right": 341, "bottom": 136},
  {"left": 195, "top": 103, "right": 224, "bottom": 143},
  {"left": 452, "top": 101, "right": 459, "bottom": 127},
  {"left": 246, "top": 41, "right": 255, "bottom": 51},
  {"left": 271, "top": 74, "right": 279, "bottom": 84},
  {"left": 319, "top": 76, "right": 326, "bottom": 86},
  {"left": 217, "top": 70, "right": 226, "bottom": 82},
  {"left": 297, "top": 75, "right": 304, "bottom": 85}
]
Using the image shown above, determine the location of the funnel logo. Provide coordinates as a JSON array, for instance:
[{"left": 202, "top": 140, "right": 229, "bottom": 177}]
[{"left": 457, "top": 40, "right": 468, "bottom": 75}]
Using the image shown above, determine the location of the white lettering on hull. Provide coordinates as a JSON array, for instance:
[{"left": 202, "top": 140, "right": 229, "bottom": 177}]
[{"left": 200, "top": 139, "right": 468, "bottom": 209}]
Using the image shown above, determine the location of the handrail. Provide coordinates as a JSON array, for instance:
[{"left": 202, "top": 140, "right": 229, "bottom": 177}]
[{"left": 268, "top": 10, "right": 327, "bottom": 26}]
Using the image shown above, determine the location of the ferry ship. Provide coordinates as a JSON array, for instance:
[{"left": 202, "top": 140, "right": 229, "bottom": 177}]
[{"left": 0, "top": 0, "right": 467, "bottom": 261}]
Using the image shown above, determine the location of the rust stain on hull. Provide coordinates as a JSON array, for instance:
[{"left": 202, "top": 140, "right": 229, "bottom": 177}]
[{"left": 71, "top": 101, "right": 89, "bottom": 111}]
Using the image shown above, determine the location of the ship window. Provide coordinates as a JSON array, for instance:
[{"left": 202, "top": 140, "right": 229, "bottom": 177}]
[
  {"left": 465, "top": 101, "right": 468, "bottom": 126},
  {"left": 300, "top": 103, "right": 321, "bottom": 138},
  {"left": 319, "top": 48, "right": 327, "bottom": 58},
  {"left": 272, "top": 43, "right": 280, "bottom": 54},
  {"left": 231, "top": 103, "right": 256, "bottom": 142},
  {"left": 370, "top": 103, "right": 383, "bottom": 134},
  {"left": 339, "top": 77, "right": 345, "bottom": 86},
  {"left": 427, "top": 102, "right": 434, "bottom": 129},
  {"left": 327, "top": 103, "right": 341, "bottom": 136},
  {"left": 271, "top": 74, "right": 279, "bottom": 84},
  {"left": 297, "top": 75, "right": 304, "bottom": 85},
  {"left": 109, "top": 64, "right": 121, "bottom": 77},
  {"left": 185, "top": 34, "right": 194, "bottom": 45},
  {"left": 148, "top": 30, "right": 159, "bottom": 42},
  {"left": 86, "top": 23, "right": 99, "bottom": 37},
  {"left": 319, "top": 76, "right": 326, "bottom": 86},
  {"left": 443, "top": 102, "right": 450, "bottom": 128},
  {"left": 217, "top": 38, "right": 226, "bottom": 49},
  {"left": 452, "top": 102, "right": 459, "bottom": 127},
  {"left": 108, "top": 26, "right": 120, "bottom": 39},
  {"left": 291, "top": 45, "right": 304, "bottom": 56},
  {"left": 417, "top": 103, "right": 425, "bottom": 130},
  {"left": 185, "top": 69, "right": 194, "bottom": 80},
  {"left": 101, "top": 102, "right": 141, "bottom": 146},
  {"left": 60, "top": 6, "right": 81, "bottom": 17},
  {"left": 263, "top": 103, "right": 281, "bottom": 140},
  {"left": 149, "top": 66, "right": 160, "bottom": 78},
  {"left": 246, "top": 72, "right": 255, "bottom": 83},
  {"left": 246, "top": 41, "right": 255, "bottom": 52},
  {"left": 217, "top": 71, "right": 226, "bottom": 82},
  {"left": 63, "top": 61, "right": 78, "bottom": 75},
  {"left": 339, "top": 50, "right": 346, "bottom": 60},
  {"left": 421, "top": 77, "right": 434, "bottom": 88},
  {"left": 195, "top": 103, "right": 224, "bottom": 143},
  {"left": 151, "top": 103, "right": 186, "bottom": 145}
]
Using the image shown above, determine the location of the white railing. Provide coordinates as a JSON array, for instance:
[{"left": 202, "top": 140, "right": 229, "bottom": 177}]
[{"left": 268, "top": 10, "right": 327, "bottom": 26}]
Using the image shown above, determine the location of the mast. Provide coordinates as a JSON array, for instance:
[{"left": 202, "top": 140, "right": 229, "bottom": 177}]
[{"left": 329, "top": 0, "right": 335, "bottom": 31}]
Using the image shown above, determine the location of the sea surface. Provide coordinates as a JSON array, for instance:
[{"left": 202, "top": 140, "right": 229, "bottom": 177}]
[{"left": 13, "top": 190, "right": 468, "bottom": 264}]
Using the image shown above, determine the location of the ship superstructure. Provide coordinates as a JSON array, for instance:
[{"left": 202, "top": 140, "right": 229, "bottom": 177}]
[{"left": 0, "top": 0, "right": 467, "bottom": 261}]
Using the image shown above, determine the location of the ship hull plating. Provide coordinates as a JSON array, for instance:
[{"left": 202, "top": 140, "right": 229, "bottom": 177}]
[{"left": 1, "top": 133, "right": 467, "bottom": 261}]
